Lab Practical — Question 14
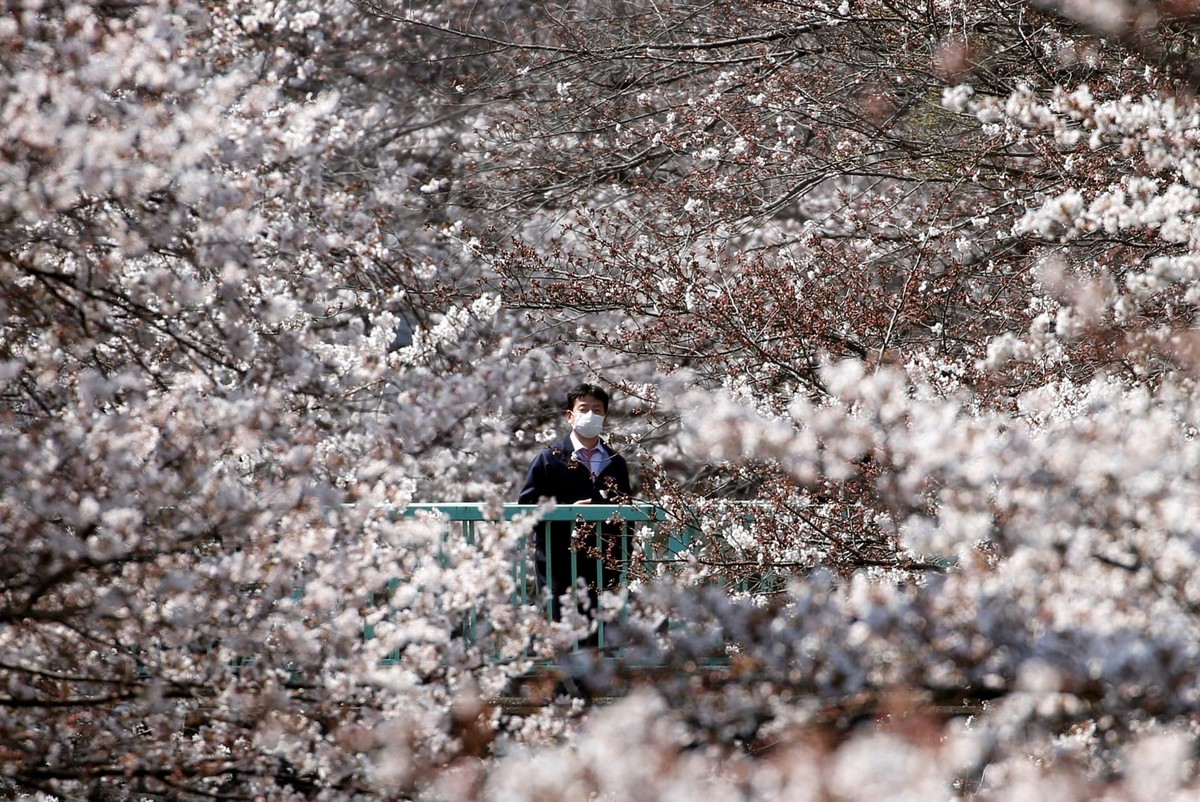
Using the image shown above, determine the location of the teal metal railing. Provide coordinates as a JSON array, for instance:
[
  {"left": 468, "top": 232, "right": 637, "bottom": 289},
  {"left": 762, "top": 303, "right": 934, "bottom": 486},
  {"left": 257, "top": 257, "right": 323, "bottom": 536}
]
[
  {"left": 385, "top": 504, "right": 670, "bottom": 653},
  {"left": 370, "top": 502, "right": 815, "bottom": 661}
]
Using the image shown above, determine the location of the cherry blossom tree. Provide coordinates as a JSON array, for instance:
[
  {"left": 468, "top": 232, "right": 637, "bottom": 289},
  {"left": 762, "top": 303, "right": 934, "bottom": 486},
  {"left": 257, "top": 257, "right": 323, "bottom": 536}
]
[
  {"left": 0, "top": 1, "right": 559, "bottom": 797},
  {"left": 6, "top": 0, "right": 1200, "bottom": 799},
  {"left": 361, "top": 0, "right": 1200, "bottom": 797}
]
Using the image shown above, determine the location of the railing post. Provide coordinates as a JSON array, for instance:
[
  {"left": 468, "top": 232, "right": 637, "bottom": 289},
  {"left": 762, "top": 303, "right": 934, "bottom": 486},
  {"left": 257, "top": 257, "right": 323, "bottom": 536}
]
[{"left": 594, "top": 521, "right": 604, "bottom": 650}]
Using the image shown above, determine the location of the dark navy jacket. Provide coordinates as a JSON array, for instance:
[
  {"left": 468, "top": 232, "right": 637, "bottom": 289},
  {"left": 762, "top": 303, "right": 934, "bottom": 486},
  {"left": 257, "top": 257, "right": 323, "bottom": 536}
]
[{"left": 518, "top": 432, "right": 631, "bottom": 505}]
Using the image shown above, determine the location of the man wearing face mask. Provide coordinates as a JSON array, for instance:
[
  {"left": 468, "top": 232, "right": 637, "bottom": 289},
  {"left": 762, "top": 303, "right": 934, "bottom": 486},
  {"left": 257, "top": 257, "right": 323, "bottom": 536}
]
[{"left": 519, "top": 383, "right": 633, "bottom": 623}]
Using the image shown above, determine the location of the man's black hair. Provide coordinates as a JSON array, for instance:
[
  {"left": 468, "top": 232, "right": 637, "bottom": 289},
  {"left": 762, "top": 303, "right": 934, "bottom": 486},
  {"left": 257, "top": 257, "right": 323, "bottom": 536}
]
[{"left": 564, "top": 383, "right": 610, "bottom": 413}]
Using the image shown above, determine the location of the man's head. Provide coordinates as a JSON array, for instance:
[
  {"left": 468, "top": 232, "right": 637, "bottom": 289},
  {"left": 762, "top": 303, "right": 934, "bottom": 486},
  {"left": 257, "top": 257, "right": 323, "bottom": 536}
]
[
  {"left": 564, "top": 383, "right": 610, "bottom": 415},
  {"left": 564, "top": 383, "right": 609, "bottom": 441}
]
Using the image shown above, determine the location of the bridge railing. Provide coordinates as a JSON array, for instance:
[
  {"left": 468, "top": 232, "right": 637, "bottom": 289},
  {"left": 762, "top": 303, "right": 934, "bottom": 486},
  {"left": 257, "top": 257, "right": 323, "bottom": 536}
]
[{"left": 386, "top": 503, "right": 672, "bottom": 653}]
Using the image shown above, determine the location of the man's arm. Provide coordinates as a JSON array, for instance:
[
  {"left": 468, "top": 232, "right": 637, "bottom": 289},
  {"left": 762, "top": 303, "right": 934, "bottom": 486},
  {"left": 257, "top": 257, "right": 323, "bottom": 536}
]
[{"left": 518, "top": 450, "right": 548, "bottom": 504}]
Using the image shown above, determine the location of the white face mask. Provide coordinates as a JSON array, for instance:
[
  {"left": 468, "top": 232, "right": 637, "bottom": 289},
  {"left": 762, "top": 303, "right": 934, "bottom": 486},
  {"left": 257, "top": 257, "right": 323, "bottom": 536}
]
[{"left": 570, "top": 410, "right": 605, "bottom": 439}]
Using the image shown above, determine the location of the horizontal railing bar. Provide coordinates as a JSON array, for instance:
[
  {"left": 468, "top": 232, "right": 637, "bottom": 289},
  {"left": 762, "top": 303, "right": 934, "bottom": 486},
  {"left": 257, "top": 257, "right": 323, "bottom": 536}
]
[{"left": 401, "top": 503, "right": 666, "bottom": 522}]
